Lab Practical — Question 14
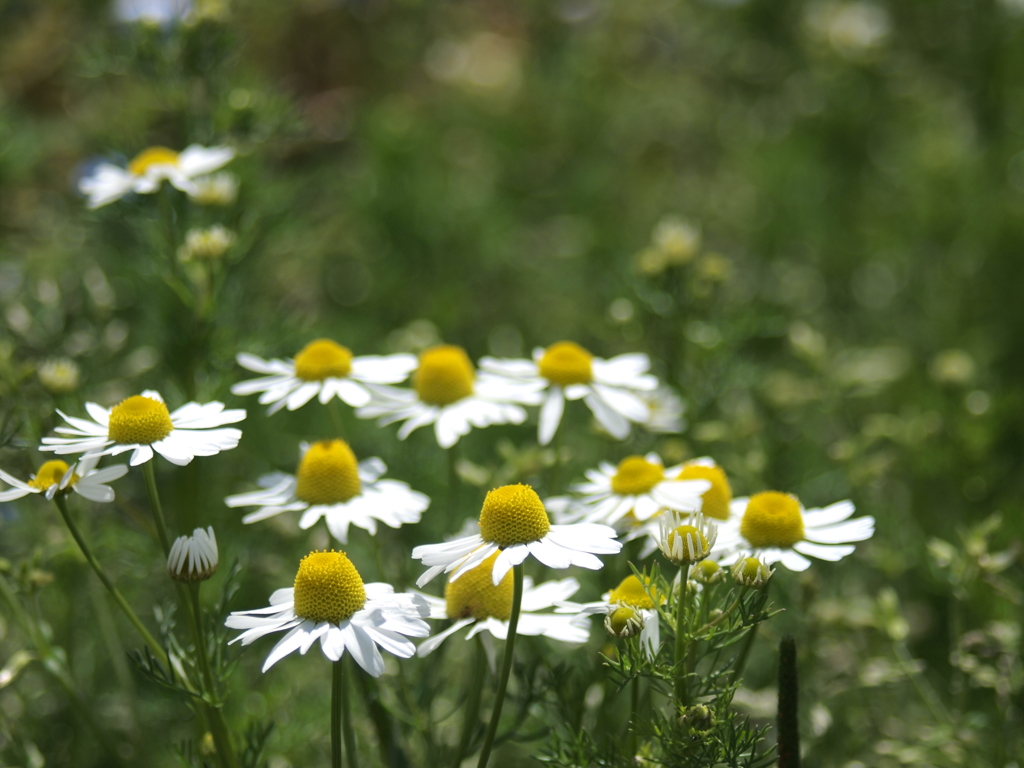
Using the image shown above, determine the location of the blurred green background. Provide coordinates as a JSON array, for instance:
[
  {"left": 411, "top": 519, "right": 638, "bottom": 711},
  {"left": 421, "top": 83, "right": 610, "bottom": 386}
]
[{"left": 2, "top": 0, "right": 1024, "bottom": 765}]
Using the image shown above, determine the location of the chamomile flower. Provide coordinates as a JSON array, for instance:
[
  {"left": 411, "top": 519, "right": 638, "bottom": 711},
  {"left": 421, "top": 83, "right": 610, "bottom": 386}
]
[
  {"left": 168, "top": 527, "right": 219, "bottom": 583},
  {"left": 480, "top": 341, "right": 658, "bottom": 444},
  {"left": 567, "top": 453, "right": 711, "bottom": 527},
  {"left": 226, "top": 550, "right": 430, "bottom": 676},
  {"left": 79, "top": 145, "right": 235, "bottom": 209},
  {"left": 415, "top": 552, "right": 589, "bottom": 656},
  {"left": 557, "top": 574, "right": 663, "bottom": 657},
  {"left": 0, "top": 456, "right": 127, "bottom": 503},
  {"left": 231, "top": 339, "right": 417, "bottom": 414},
  {"left": 357, "top": 345, "right": 544, "bottom": 449},
  {"left": 225, "top": 439, "right": 428, "bottom": 543},
  {"left": 412, "top": 484, "right": 621, "bottom": 588},
  {"left": 40, "top": 390, "right": 245, "bottom": 467},
  {"left": 621, "top": 457, "right": 733, "bottom": 556},
  {"left": 716, "top": 493, "right": 875, "bottom": 572}
]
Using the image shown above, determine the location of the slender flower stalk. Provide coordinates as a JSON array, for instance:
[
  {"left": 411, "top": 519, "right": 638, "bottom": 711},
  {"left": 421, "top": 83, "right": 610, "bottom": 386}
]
[
  {"left": 142, "top": 461, "right": 173, "bottom": 557},
  {"left": 332, "top": 661, "right": 344, "bottom": 768},
  {"left": 53, "top": 496, "right": 169, "bottom": 669},
  {"left": 454, "top": 635, "right": 487, "bottom": 768},
  {"left": 674, "top": 564, "right": 691, "bottom": 703},
  {"left": 341, "top": 658, "right": 359, "bottom": 768},
  {"left": 477, "top": 565, "right": 524, "bottom": 768}
]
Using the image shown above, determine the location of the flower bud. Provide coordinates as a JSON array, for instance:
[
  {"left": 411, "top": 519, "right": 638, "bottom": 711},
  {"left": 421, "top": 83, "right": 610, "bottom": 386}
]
[
  {"left": 168, "top": 527, "right": 219, "bottom": 582},
  {"left": 691, "top": 559, "right": 725, "bottom": 585},
  {"left": 679, "top": 704, "right": 714, "bottom": 733},
  {"left": 731, "top": 557, "right": 773, "bottom": 588},
  {"left": 605, "top": 606, "right": 644, "bottom": 639}
]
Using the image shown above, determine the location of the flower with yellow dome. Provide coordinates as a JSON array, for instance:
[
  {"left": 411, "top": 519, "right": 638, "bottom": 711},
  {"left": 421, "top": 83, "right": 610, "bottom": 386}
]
[
  {"left": 232, "top": 339, "right": 418, "bottom": 414},
  {"left": 40, "top": 390, "right": 244, "bottom": 466},
  {"left": 0, "top": 455, "right": 128, "bottom": 503},
  {"left": 225, "top": 440, "right": 428, "bottom": 543},
  {"left": 415, "top": 552, "right": 588, "bottom": 656},
  {"left": 79, "top": 145, "right": 235, "bottom": 209},
  {"left": 358, "top": 345, "right": 543, "bottom": 449},
  {"left": 566, "top": 453, "right": 711, "bottom": 527},
  {"left": 226, "top": 550, "right": 430, "bottom": 676},
  {"left": 557, "top": 574, "right": 664, "bottom": 657},
  {"left": 412, "top": 484, "right": 621, "bottom": 588},
  {"left": 717, "top": 493, "right": 874, "bottom": 572},
  {"left": 480, "top": 341, "right": 659, "bottom": 444}
]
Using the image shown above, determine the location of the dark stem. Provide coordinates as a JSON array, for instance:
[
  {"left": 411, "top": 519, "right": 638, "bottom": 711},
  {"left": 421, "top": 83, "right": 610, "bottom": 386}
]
[
  {"left": 342, "top": 657, "right": 359, "bottom": 768},
  {"left": 332, "top": 660, "right": 343, "bottom": 768},
  {"left": 476, "top": 566, "right": 524, "bottom": 768},
  {"left": 777, "top": 635, "right": 800, "bottom": 768}
]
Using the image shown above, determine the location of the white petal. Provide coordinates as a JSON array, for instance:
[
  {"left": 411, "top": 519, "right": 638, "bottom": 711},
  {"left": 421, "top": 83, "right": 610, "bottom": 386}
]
[
  {"left": 538, "top": 387, "right": 564, "bottom": 446},
  {"left": 584, "top": 392, "right": 631, "bottom": 439},
  {"left": 803, "top": 516, "right": 874, "bottom": 544},
  {"left": 261, "top": 625, "right": 311, "bottom": 672},
  {"left": 416, "top": 619, "right": 474, "bottom": 657},
  {"left": 341, "top": 623, "right": 385, "bottom": 677},
  {"left": 793, "top": 541, "right": 857, "bottom": 561}
]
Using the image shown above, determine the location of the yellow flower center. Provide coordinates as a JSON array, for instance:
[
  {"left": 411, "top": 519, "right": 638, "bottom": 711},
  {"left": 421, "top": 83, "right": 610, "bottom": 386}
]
[
  {"left": 128, "top": 146, "right": 180, "bottom": 175},
  {"left": 413, "top": 345, "right": 475, "bottom": 406},
  {"left": 607, "top": 606, "right": 640, "bottom": 636},
  {"left": 537, "top": 341, "right": 594, "bottom": 386},
  {"left": 292, "top": 550, "right": 367, "bottom": 624},
  {"left": 666, "top": 525, "right": 710, "bottom": 563},
  {"left": 293, "top": 339, "right": 354, "bottom": 382},
  {"left": 107, "top": 396, "right": 174, "bottom": 445},
  {"left": 692, "top": 559, "right": 724, "bottom": 584},
  {"left": 445, "top": 552, "right": 513, "bottom": 621},
  {"left": 477, "top": 484, "right": 550, "bottom": 547},
  {"left": 677, "top": 463, "right": 732, "bottom": 521},
  {"left": 732, "top": 557, "right": 772, "bottom": 587},
  {"left": 295, "top": 440, "right": 362, "bottom": 505},
  {"left": 28, "top": 460, "right": 77, "bottom": 491},
  {"left": 610, "top": 455, "right": 664, "bottom": 496},
  {"left": 608, "top": 575, "right": 660, "bottom": 610},
  {"left": 740, "top": 492, "right": 805, "bottom": 548}
]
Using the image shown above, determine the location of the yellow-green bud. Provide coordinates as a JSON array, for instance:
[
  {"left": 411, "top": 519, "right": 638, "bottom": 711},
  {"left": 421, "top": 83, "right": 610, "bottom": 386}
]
[
  {"left": 605, "top": 606, "right": 644, "bottom": 638},
  {"left": 731, "top": 557, "right": 773, "bottom": 588},
  {"left": 692, "top": 559, "right": 725, "bottom": 585}
]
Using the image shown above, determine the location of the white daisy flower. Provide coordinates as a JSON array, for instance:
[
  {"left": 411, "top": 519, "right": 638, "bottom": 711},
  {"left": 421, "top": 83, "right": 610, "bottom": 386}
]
[
  {"left": 0, "top": 456, "right": 128, "bottom": 503},
  {"left": 557, "top": 574, "right": 663, "bottom": 657},
  {"left": 168, "top": 527, "right": 219, "bottom": 582},
  {"left": 226, "top": 551, "right": 430, "bottom": 677},
  {"left": 567, "top": 453, "right": 711, "bottom": 527},
  {"left": 479, "top": 341, "right": 659, "bottom": 445},
  {"left": 412, "top": 484, "right": 621, "bottom": 588},
  {"left": 39, "top": 390, "right": 245, "bottom": 467},
  {"left": 79, "top": 145, "right": 234, "bottom": 209},
  {"left": 415, "top": 551, "right": 588, "bottom": 656},
  {"left": 225, "top": 439, "right": 428, "bottom": 543},
  {"left": 231, "top": 339, "right": 418, "bottom": 415},
  {"left": 716, "top": 493, "right": 875, "bottom": 572},
  {"left": 620, "top": 457, "right": 733, "bottom": 557},
  {"left": 357, "top": 345, "right": 544, "bottom": 449},
  {"left": 641, "top": 385, "right": 686, "bottom": 434}
]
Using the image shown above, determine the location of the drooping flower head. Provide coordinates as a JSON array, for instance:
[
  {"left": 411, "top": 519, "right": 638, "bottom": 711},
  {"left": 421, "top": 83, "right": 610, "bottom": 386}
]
[
  {"left": 358, "top": 345, "right": 543, "bottom": 448},
  {"left": 225, "top": 439, "right": 428, "bottom": 543},
  {"left": 413, "top": 483, "right": 621, "bottom": 587},
  {"left": 40, "top": 390, "right": 244, "bottom": 466},
  {"left": 168, "top": 527, "right": 219, "bottom": 582},
  {"left": 415, "top": 552, "right": 588, "bottom": 656},
  {"left": 226, "top": 550, "right": 430, "bottom": 676},
  {"left": 480, "top": 341, "right": 659, "bottom": 445},
  {"left": 232, "top": 339, "right": 417, "bottom": 415}
]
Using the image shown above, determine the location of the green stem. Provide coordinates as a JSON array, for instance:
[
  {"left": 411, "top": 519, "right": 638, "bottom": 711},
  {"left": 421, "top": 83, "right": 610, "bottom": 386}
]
[
  {"left": 629, "top": 674, "right": 639, "bottom": 759},
  {"left": 673, "top": 564, "right": 691, "bottom": 703},
  {"left": 729, "top": 580, "right": 770, "bottom": 687},
  {"left": 332, "top": 661, "right": 343, "bottom": 768},
  {"left": 342, "top": 658, "right": 359, "bottom": 768},
  {"left": 693, "top": 588, "right": 747, "bottom": 636},
  {"left": 142, "top": 461, "right": 173, "bottom": 557},
  {"left": 53, "top": 496, "right": 169, "bottom": 668},
  {"left": 476, "top": 566, "right": 524, "bottom": 768},
  {"left": 328, "top": 399, "right": 348, "bottom": 440},
  {"left": 453, "top": 634, "right": 488, "bottom": 768},
  {"left": 186, "top": 583, "right": 240, "bottom": 768},
  {"left": 447, "top": 444, "right": 460, "bottom": 515}
]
